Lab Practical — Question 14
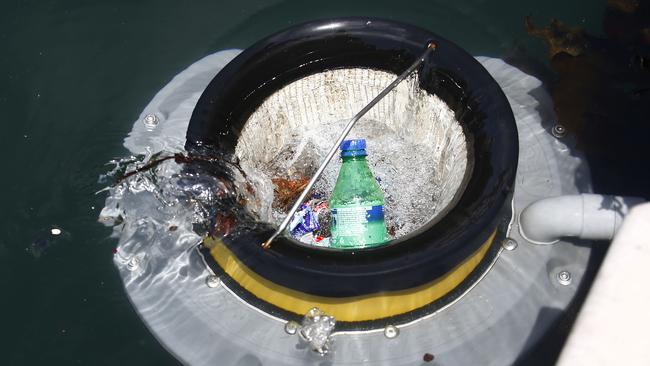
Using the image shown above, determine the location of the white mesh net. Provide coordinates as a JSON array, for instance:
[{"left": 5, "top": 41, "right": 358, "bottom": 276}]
[{"left": 235, "top": 68, "right": 468, "bottom": 239}]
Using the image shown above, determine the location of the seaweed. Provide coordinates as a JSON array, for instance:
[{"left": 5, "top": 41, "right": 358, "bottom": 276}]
[{"left": 525, "top": 3, "right": 650, "bottom": 198}]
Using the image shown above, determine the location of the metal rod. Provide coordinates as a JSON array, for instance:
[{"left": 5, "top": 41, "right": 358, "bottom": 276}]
[{"left": 262, "top": 41, "right": 437, "bottom": 249}]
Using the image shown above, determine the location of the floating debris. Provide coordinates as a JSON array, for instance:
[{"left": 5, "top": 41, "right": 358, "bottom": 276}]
[
  {"left": 29, "top": 227, "right": 67, "bottom": 258},
  {"left": 423, "top": 352, "right": 435, "bottom": 362},
  {"left": 608, "top": 0, "right": 640, "bottom": 14},
  {"left": 29, "top": 237, "right": 50, "bottom": 258},
  {"left": 525, "top": 4, "right": 650, "bottom": 193},
  {"left": 272, "top": 177, "right": 309, "bottom": 211},
  {"left": 525, "top": 17, "right": 588, "bottom": 58}
]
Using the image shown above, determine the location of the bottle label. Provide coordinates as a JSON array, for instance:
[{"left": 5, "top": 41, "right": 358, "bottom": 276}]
[{"left": 331, "top": 205, "right": 386, "bottom": 248}]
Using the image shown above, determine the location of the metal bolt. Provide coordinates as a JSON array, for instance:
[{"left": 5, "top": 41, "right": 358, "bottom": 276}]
[
  {"left": 206, "top": 275, "right": 221, "bottom": 288},
  {"left": 142, "top": 114, "right": 159, "bottom": 129},
  {"left": 127, "top": 257, "right": 140, "bottom": 271},
  {"left": 552, "top": 124, "right": 567, "bottom": 138},
  {"left": 284, "top": 320, "right": 300, "bottom": 335},
  {"left": 557, "top": 270, "right": 572, "bottom": 285},
  {"left": 502, "top": 238, "right": 518, "bottom": 251},
  {"left": 384, "top": 325, "right": 400, "bottom": 339}
]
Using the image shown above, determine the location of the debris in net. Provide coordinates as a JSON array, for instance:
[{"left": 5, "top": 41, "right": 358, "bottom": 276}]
[
  {"left": 295, "top": 232, "right": 329, "bottom": 247},
  {"left": 312, "top": 200, "right": 331, "bottom": 238},
  {"left": 283, "top": 196, "right": 333, "bottom": 244},
  {"left": 288, "top": 204, "right": 320, "bottom": 237},
  {"left": 240, "top": 112, "right": 464, "bottom": 241},
  {"left": 271, "top": 177, "right": 309, "bottom": 211}
]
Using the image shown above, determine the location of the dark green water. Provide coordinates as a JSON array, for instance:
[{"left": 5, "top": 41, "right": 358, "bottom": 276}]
[{"left": 1, "top": 1, "right": 644, "bottom": 365}]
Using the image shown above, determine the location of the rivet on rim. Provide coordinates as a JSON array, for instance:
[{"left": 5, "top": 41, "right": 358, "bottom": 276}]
[
  {"left": 143, "top": 114, "right": 159, "bottom": 129},
  {"left": 127, "top": 256, "right": 140, "bottom": 271},
  {"left": 384, "top": 325, "right": 400, "bottom": 339},
  {"left": 552, "top": 124, "right": 567, "bottom": 138},
  {"left": 502, "top": 238, "right": 518, "bottom": 251},
  {"left": 284, "top": 321, "right": 300, "bottom": 335},
  {"left": 206, "top": 275, "right": 221, "bottom": 288},
  {"left": 557, "top": 270, "right": 572, "bottom": 285}
]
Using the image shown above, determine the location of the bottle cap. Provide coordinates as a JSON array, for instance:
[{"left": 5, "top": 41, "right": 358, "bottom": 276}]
[{"left": 340, "top": 139, "right": 367, "bottom": 157}]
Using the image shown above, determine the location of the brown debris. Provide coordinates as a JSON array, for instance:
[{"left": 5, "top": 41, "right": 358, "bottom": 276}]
[
  {"left": 608, "top": 0, "right": 639, "bottom": 14},
  {"left": 245, "top": 182, "right": 255, "bottom": 195},
  {"left": 641, "top": 27, "right": 650, "bottom": 45},
  {"left": 271, "top": 176, "right": 309, "bottom": 211},
  {"left": 525, "top": 17, "right": 588, "bottom": 57},
  {"left": 211, "top": 213, "right": 235, "bottom": 237},
  {"left": 423, "top": 353, "right": 435, "bottom": 362},
  {"left": 524, "top": 6, "right": 650, "bottom": 195}
]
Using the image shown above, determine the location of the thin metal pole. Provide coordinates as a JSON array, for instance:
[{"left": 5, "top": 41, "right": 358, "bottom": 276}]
[{"left": 262, "top": 42, "right": 437, "bottom": 249}]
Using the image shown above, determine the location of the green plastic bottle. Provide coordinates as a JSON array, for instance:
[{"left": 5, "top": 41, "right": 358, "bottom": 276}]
[{"left": 329, "top": 139, "right": 388, "bottom": 249}]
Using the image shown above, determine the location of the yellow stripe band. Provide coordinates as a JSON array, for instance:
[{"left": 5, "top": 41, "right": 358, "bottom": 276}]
[{"left": 206, "top": 230, "right": 496, "bottom": 322}]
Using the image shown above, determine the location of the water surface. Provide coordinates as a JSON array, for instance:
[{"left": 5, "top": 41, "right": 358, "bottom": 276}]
[{"left": 2, "top": 1, "right": 646, "bottom": 365}]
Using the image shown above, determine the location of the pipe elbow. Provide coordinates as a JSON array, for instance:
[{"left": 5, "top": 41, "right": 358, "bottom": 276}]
[{"left": 519, "top": 194, "right": 645, "bottom": 245}]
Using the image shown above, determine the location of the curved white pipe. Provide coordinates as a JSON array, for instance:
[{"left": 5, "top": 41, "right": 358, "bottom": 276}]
[{"left": 519, "top": 194, "right": 645, "bottom": 245}]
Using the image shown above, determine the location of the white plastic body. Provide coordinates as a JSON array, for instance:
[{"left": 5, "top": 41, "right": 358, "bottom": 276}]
[
  {"left": 519, "top": 194, "right": 645, "bottom": 245},
  {"left": 557, "top": 203, "right": 650, "bottom": 365}
]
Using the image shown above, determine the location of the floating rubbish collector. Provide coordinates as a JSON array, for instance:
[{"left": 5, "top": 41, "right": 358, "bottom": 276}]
[{"left": 100, "top": 17, "right": 645, "bottom": 366}]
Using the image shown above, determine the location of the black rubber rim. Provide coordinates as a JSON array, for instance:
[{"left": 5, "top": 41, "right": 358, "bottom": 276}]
[{"left": 186, "top": 17, "right": 518, "bottom": 298}]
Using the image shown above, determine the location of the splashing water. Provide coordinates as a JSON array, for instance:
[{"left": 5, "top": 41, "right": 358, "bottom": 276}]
[{"left": 99, "top": 151, "right": 272, "bottom": 268}]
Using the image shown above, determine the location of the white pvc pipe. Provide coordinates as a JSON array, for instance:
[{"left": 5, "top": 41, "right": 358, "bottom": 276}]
[{"left": 519, "top": 194, "right": 645, "bottom": 245}]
